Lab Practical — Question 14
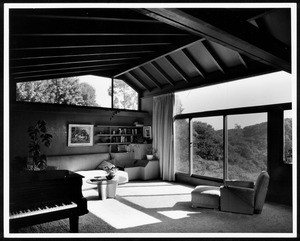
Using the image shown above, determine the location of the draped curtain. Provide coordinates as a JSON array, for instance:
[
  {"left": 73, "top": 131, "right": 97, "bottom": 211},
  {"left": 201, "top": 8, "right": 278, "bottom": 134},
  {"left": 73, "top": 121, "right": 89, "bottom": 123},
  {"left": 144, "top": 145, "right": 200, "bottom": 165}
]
[{"left": 152, "top": 93, "right": 175, "bottom": 181}]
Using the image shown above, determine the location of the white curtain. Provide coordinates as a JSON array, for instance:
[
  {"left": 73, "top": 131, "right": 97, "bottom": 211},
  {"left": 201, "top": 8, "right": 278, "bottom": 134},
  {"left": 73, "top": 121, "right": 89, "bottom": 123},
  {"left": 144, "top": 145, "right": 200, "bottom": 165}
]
[{"left": 152, "top": 93, "right": 175, "bottom": 181}]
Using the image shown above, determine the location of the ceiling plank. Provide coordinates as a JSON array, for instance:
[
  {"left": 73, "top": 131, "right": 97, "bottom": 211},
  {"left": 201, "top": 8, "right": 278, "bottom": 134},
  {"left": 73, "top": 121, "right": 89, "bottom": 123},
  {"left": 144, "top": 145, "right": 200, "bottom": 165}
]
[
  {"left": 136, "top": 8, "right": 291, "bottom": 73},
  {"left": 201, "top": 40, "right": 226, "bottom": 74},
  {"left": 165, "top": 55, "right": 189, "bottom": 83},
  {"left": 139, "top": 66, "right": 163, "bottom": 89},
  {"left": 151, "top": 62, "right": 176, "bottom": 86},
  {"left": 182, "top": 48, "right": 206, "bottom": 79},
  {"left": 128, "top": 71, "right": 153, "bottom": 92}
]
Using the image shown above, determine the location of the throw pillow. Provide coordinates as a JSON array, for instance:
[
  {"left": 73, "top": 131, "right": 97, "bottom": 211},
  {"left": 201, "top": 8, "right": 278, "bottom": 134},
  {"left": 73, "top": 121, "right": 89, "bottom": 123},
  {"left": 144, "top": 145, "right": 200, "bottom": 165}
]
[{"left": 96, "top": 160, "right": 115, "bottom": 170}]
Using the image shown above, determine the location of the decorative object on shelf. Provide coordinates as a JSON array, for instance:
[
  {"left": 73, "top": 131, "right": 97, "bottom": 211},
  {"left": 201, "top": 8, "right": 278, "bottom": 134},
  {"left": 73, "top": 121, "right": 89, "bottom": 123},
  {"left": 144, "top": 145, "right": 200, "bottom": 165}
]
[
  {"left": 28, "top": 120, "right": 53, "bottom": 170},
  {"left": 94, "top": 125, "right": 144, "bottom": 148},
  {"left": 133, "top": 121, "right": 144, "bottom": 127},
  {"left": 68, "top": 124, "right": 93, "bottom": 147},
  {"left": 143, "top": 126, "right": 152, "bottom": 139},
  {"left": 146, "top": 146, "right": 157, "bottom": 160}
]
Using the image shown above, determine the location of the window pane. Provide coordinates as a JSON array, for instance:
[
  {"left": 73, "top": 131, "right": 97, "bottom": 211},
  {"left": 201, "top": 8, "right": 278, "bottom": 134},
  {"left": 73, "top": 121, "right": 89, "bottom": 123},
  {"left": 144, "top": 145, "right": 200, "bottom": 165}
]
[
  {"left": 113, "top": 79, "right": 138, "bottom": 110},
  {"left": 175, "top": 71, "right": 291, "bottom": 115},
  {"left": 284, "top": 110, "right": 292, "bottom": 164},
  {"left": 174, "top": 119, "right": 190, "bottom": 174},
  {"left": 192, "top": 117, "right": 223, "bottom": 179},
  {"left": 16, "top": 75, "right": 112, "bottom": 108},
  {"left": 227, "top": 113, "right": 267, "bottom": 182}
]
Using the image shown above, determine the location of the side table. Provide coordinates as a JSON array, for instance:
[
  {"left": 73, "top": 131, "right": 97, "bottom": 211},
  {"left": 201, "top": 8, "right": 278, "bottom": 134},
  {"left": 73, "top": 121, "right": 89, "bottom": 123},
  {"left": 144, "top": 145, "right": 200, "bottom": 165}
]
[{"left": 87, "top": 178, "right": 118, "bottom": 200}]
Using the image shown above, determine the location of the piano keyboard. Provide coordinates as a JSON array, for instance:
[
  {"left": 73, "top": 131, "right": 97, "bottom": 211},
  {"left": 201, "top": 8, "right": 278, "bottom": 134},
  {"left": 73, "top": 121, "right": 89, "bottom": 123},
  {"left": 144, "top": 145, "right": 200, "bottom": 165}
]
[{"left": 10, "top": 201, "right": 78, "bottom": 220}]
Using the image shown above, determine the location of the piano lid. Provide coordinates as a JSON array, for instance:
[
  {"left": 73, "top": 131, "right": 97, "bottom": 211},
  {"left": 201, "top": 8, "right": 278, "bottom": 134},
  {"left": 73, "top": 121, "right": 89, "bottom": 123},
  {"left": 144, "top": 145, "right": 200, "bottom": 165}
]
[{"left": 10, "top": 170, "right": 83, "bottom": 184}]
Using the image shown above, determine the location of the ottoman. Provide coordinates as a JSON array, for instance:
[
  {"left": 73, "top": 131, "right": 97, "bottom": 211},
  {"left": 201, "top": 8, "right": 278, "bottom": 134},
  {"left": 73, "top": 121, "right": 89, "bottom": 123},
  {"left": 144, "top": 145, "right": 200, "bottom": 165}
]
[{"left": 191, "top": 185, "right": 221, "bottom": 209}]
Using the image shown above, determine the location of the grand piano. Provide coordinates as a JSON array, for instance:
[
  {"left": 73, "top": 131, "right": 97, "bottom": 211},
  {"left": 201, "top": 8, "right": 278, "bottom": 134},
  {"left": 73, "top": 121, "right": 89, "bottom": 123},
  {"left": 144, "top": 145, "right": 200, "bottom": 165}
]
[{"left": 9, "top": 170, "right": 88, "bottom": 233}]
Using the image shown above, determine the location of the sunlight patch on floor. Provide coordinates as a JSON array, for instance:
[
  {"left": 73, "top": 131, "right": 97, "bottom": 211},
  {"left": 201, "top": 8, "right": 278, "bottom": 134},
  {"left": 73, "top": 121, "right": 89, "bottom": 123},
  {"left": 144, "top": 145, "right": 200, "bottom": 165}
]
[
  {"left": 123, "top": 193, "right": 191, "bottom": 209},
  {"left": 158, "top": 210, "right": 200, "bottom": 219},
  {"left": 117, "top": 184, "right": 193, "bottom": 197},
  {"left": 88, "top": 199, "right": 161, "bottom": 229}
]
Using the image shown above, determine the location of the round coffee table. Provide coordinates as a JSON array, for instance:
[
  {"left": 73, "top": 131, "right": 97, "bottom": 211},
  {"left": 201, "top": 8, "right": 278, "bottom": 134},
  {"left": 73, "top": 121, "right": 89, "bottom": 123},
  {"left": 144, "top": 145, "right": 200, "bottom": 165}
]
[
  {"left": 87, "top": 177, "right": 117, "bottom": 200},
  {"left": 86, "top": 176, "right": 107, "bottom": 184}
]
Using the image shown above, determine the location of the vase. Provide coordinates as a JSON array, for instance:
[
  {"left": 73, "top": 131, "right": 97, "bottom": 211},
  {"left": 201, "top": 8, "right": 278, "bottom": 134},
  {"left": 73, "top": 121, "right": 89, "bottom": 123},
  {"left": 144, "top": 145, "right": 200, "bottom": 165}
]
[{"left": 146, "top": 154, "right": 153, "bottom": 160}]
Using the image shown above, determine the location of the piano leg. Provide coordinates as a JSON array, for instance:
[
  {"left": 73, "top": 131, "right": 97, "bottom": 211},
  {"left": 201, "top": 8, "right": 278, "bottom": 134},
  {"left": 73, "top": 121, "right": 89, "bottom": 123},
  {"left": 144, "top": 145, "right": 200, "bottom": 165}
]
[{"left": 69, "top": 215, "right": 79, "bottom": 233}]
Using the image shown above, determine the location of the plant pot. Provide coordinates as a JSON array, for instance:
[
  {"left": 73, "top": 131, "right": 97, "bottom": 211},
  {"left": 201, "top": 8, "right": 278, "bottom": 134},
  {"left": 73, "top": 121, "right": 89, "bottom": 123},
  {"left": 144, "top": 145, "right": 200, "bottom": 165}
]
[{"left": 146, "top": 155, "right": 153, "bottom": 160}]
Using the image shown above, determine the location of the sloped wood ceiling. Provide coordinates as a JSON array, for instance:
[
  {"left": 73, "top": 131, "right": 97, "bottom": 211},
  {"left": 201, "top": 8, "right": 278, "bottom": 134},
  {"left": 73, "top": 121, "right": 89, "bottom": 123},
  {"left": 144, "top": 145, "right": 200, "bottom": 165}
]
[{"left": 10, "top": 8, "right": 291, "bottom": 98}]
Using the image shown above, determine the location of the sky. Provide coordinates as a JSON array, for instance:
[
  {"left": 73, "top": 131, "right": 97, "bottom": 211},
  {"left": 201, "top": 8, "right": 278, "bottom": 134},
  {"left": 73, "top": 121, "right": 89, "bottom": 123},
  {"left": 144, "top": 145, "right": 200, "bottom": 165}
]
[
  {"left": 79, "top": 75, "right": 112, "bottom": 108},
  {"left": 176, "top": 71, "right": 293, "bottom": 129}
]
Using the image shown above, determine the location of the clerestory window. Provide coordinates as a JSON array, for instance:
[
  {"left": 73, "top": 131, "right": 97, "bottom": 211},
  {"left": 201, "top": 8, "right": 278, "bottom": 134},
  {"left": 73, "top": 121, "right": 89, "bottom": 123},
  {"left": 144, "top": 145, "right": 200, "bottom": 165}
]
[{"left": 16, "top": 75, "right": 139, "bottom": 111}]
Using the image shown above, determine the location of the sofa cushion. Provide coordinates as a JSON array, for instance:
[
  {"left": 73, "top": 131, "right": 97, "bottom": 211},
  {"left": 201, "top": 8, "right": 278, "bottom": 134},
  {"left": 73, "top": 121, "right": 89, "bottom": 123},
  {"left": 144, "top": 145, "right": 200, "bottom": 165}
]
[
  {"left": 191, "top": 185, "right": 220, "bottom": 209},
  {"left": 96, "top": 160, "right": 115, "bottom": 170},
  {"left": 47, "top": 153, "right": 110, "bottom": 172}
]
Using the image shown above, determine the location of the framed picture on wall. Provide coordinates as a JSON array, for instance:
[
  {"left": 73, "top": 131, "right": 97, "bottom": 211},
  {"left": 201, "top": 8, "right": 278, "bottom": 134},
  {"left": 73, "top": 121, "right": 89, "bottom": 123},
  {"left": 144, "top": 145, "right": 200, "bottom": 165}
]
[
  {"left": 68, "top": 124, "right": 94, "bottom": 147},
  {"left": 143, "top": 126, "right": 152, "bottom": 139}
]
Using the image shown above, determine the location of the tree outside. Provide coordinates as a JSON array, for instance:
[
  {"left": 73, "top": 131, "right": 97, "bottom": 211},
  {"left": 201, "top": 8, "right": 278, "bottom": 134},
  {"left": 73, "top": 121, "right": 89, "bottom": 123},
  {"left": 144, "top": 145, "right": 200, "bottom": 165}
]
[
  {"left": 108, "top": 79, "right": 138, "bottom": 110},
  {"left": 16, "top": 77, "right": 97, "bottom": 106},
  {"left": 174, "top": 99, "right": 293, "bottom": 182}
]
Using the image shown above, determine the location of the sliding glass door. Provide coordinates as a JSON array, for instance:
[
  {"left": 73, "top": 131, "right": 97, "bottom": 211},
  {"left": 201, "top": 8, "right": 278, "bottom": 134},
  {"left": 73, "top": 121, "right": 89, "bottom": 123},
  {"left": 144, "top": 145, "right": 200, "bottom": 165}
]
[
  {"left": 174, "top": 119, "right": 190, "bottom": 174},
  {"left": 227, "top": 113, "right": 267, "bottom": 182},
  {"left": 191, "top": 116, "right": 223, "bottom": 179}
]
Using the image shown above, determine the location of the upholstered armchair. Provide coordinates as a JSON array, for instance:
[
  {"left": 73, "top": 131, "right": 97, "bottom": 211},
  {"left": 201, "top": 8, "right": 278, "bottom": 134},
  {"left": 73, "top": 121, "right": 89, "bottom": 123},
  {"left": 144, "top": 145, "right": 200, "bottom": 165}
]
[{"left": 220, "top": 171, "right": 270, "bottom": 215}]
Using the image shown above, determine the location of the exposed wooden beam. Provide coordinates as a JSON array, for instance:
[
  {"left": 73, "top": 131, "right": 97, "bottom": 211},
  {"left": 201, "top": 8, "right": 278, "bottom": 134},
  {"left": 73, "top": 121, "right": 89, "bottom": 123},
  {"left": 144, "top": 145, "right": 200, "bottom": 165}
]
[
  {"left": 16, "top": 13, "right": 162, "bottom": 24},
  {"left": 237, "top": 53, "right": 249, "bottom": 69},
  {"left": 128, "top": 71, "right": 152, "bottom": 92},
  {"left": 11, "top": 50, "right": 155, "bottom": 61},
  {"left": 13, "top": 68, "right": 115, "bottom": 81},
  {"left": 116, "top": 75, "right": 141, "bottom": 95},
  {"left": 11, "top": 35, "right": 189, "bottom": 50},
  {"left": 13, "top": 33, "right": 189, "bottom": 37},
  {"left": 11, "top": 42, "right": 172, "bottom": 51},
  {"left": 114, "top": 39, "right": 202, "bottom": 78},
  {"left": 182, "top": 48, "right": 206, "bottom": 79},
  {"left": 10, "top": 45, "right": 163, "bottom": 60},
  {"left": 12, "top": 54, "right": 144, "bottom": 68},
  {"left": 201, "top": 40, "right": 226, "bottom": 74},
  {"left": 137, "top": 8, "right": 291, "bottom": 73},
  {"left": 151, "top": 62, "right": 175, "bottom": 86},
  {"left": 11, "top": 57, "right": 141, "bottom": 69},
  {"left": 141, "top": 62, "right": 276, "bottom": 98},
  {"left": 165, "top": 55, "right": 189, "bottom": 83},
  {"left": 12, "top": 63, "right": 125, "bottom": 76},
  {"left": 140, "top": 66, "right": 163, "bottom": 89}
]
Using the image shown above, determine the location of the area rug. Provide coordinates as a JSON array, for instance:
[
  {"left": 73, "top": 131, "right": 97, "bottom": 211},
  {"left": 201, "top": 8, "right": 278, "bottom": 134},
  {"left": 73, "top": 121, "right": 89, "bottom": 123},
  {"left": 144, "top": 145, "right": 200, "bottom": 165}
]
[{"left": 15, "top": 180, "right": 293, "bottom": 237}]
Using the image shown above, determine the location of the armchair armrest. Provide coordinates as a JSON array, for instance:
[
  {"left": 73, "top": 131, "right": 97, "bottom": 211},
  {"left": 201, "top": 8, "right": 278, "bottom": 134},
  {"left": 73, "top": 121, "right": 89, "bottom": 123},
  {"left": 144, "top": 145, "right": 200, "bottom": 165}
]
[
  {"left": 220, "top": 185, "right": 255, "bottom": 214},
  {"left": 224, "top": 180, "right": 254, "bottom": 188}
]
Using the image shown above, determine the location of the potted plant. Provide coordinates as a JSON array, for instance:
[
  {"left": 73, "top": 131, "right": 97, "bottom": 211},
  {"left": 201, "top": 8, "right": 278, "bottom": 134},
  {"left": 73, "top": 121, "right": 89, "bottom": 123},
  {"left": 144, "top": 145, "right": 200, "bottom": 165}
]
[
  {"left": 146, "top": 146, "right": 157, "bottom": 160},
  {"left": 28, "top": 120, "right": 53, "bottom": 170},
  {"left": 105, "top": 166, "right": 118, "bottom": 180}
]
